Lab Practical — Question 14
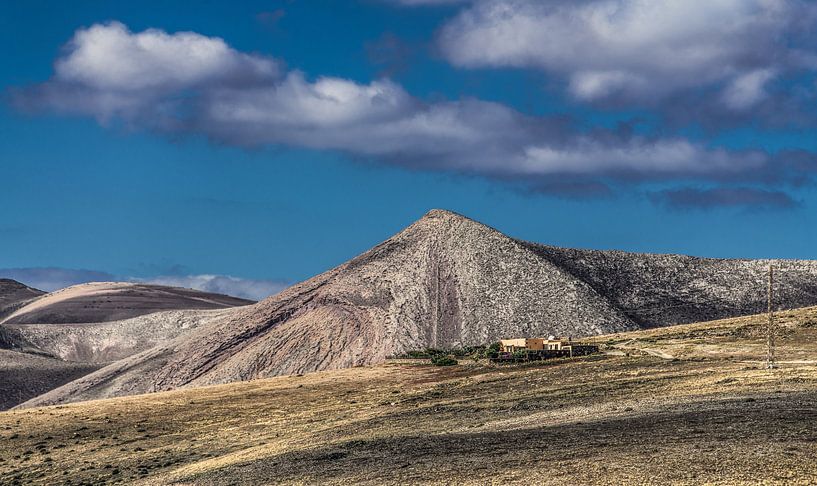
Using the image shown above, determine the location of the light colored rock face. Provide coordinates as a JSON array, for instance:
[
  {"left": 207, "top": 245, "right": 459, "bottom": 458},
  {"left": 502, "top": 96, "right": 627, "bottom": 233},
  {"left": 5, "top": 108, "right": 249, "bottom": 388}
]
[
  {"left": 7, "top": 309, "right": 235, "bottom": 363},
  {"left": 20, "top": 210, "right": 817, "bottom": 407}
]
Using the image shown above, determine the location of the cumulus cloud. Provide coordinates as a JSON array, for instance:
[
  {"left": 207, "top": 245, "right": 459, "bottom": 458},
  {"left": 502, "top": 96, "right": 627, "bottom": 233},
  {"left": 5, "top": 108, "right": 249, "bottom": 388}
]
[
  {"left": 0, "top": 267, "right": 287, "bottom": 300},
  {"left": 10, "top": 21, "right": 817, "bottom": 207},
  {"left": 437, "top": 0, "right": 817, "bottom": 108},
  {"left": 14, "top": 21, "right": 278, "bottom": 125},
  {"left": 519, "top": 138, "right": 766, "bottom": 176}
]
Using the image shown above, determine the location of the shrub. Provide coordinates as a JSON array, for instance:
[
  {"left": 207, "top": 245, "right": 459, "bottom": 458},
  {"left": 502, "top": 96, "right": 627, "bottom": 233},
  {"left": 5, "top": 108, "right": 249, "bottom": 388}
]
[
  {"left": 431, "top": 355, "right": 458, "bottom": 366},
  {"left": 485, "top": 342, "right": 501, "bottom": 357}
]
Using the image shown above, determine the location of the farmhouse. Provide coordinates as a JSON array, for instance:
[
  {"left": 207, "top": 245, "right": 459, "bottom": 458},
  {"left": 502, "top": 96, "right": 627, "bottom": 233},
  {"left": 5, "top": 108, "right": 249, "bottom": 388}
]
[
  {"left": 499, "top": 337, "right": 567, "bottom": 353},
  {"left": 492, "top": 336, "right": 598, "bottom": 363}
]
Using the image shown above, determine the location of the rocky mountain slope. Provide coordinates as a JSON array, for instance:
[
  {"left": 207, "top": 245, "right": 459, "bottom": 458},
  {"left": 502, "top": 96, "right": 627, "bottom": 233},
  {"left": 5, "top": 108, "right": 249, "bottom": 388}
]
[
  {"left": 0, "top": 280, "right": 255, "bottom": 409},
  {"left": 0, "top": 279, "right": 45, "bottom": 321},
  {"left": 528, "top": 244, "right": 817, "bottom": 327},
  {"left": 7, "top": 308, "right": 238, "bottom": 363},
  {"left": 1, "top": 282, "right": 253, "bottom": 325},
  {"left": 19, "top": 209, "right": 817, "bottom": 407},
  {"left": 0, "top": 350, "right": 102, "bottom": 410}
]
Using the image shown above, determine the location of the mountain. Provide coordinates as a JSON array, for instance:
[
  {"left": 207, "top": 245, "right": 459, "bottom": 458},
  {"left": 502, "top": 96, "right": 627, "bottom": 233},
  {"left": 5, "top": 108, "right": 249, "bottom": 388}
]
[
  {"left": 0, "top": 281, "right": 255, "bottom": 410},
  {"left": 0, "top": 350, "right": 102, "bottom": 410},
  {"left": 527, "top": 244, "right": 817, "bottom": 327},
  {"left": 19, "top": 209, "right": 817, "bottom": 408},
  {"left": 0, "top": 278, "right": 45, "bottom": 321},
  {"left": 5, "top": 309, "right": 237, "bottom": 363},
  {"left": 1, "top": 281, "right": 253, "bottom": 325},
  {"left": 0, "top": 279, "right": 44, "bottom": 352}
]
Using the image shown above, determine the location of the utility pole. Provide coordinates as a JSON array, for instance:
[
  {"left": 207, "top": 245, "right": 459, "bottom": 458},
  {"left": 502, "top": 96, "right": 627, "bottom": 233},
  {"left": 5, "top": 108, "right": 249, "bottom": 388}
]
[{"left": 766, "top": 264, "right": 776, "bottom": 370}]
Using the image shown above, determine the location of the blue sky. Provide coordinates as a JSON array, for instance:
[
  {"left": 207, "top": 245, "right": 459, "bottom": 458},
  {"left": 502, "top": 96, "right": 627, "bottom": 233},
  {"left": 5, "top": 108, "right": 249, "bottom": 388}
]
[{"left": 2, "top": 0, "right": 817, "bottom": 298}]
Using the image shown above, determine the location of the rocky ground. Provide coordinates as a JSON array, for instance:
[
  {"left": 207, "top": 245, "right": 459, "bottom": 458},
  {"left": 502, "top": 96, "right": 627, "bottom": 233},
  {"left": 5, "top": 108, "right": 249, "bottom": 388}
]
[
  {"left": 2, "top": 306, "right": 817, "bottom": 485},
  {"left": 0, "top": 350, "right": 102, "bottom": 411},
  {"left": 7, "top": 308, "right": 238, "bottom": 363}
]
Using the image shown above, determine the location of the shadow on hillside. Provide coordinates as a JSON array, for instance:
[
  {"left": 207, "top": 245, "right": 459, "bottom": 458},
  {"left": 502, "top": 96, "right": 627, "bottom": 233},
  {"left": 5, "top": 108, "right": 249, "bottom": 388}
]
[{"left": 188, "top": 391, "right": 817, "bottom": 484}]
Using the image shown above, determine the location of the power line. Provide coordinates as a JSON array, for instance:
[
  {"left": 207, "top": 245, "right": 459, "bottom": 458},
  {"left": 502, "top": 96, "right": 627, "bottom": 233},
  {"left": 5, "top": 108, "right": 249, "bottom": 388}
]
[{"left": 767, "top": 264, "right": 776, "bottom": 370}]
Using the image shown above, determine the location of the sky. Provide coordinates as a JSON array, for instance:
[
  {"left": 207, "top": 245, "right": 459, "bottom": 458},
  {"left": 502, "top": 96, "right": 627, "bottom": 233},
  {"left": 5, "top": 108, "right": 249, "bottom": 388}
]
[{"left": 1, "top": 0, "right": 817, "bottom": 299}]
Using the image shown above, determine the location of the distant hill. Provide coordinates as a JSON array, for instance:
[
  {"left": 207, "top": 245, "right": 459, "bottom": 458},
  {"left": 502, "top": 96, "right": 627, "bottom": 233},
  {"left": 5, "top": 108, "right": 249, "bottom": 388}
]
[
  {"left": 1, "top": 281, "right": 253, "bottom": 325},
  {"left": 0, "top": 278, "right": 45, "bottom": 321},
  {"left": 20, "top": 209, "right": 817, "bottom": 407},
  {"left": 0, "top": 280, "right": 254, "bottom": 409}
]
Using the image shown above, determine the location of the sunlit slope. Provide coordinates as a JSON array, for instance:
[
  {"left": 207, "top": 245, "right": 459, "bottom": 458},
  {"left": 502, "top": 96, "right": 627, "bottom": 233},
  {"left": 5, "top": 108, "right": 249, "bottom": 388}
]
[
  {"left": 2, "top": 282, "right": 253, "bottom": 325},
  {"left": 20, "top": 209, "right": 817, "bottom": 409},
  {"left": 3, "top": 306, "right": 817, "bottom": 485}
]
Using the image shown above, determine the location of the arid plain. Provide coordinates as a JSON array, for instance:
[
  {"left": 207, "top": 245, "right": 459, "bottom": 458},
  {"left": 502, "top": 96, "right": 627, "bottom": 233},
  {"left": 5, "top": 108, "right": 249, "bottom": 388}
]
[{"left": 3, "top": 306, "right": 817, "bottom": 485}]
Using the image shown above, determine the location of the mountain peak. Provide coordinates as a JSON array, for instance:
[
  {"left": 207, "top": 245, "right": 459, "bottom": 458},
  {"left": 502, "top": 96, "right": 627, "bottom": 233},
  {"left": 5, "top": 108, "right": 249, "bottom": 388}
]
[
  {"left": 413, "top": 208, "right": 492, "bottom": 231},
  {"left": 422, "top": 208, "right": 462, "bottom": 218},
  {"left": 418, "top": 208, "right": 469, "bottom": 222}
]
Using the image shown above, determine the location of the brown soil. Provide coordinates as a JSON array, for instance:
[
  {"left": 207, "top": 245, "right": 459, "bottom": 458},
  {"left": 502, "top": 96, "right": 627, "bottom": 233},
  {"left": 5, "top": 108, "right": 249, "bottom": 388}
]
[{"left": 2, "top": 307, "right": 817, "bottom": 485}]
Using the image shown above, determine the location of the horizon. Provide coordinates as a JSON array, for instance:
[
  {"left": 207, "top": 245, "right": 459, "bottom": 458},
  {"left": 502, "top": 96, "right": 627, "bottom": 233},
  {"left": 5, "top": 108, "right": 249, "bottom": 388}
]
[{"left": 3, "top": 1, "right": 817, "bottom": 299}]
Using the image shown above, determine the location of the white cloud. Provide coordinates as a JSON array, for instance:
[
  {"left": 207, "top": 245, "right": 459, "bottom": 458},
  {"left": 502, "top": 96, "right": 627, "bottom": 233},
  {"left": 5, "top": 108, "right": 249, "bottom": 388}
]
[
  {"left": 721, "top": 69, "right": 777, "bottom": 110},
  {"left": 199, "top": 72, "right": 764, "bottom": 177},
  {"left": 198, "top": 72, "right": 543, "bottom": 166},
  {"left": 520, "top": 138, "right": 766, "bottom": 176},
  {"left": 13, "top": 21, "right": 806, "bottom": 193},
  {"left": 56, "top": 21, "right": 278, "bottom": 92},
  {"left": 437, "top": 0, "right": 816, "bottom": 105},
  {"left": 23, "top": 21, "right": 278, "bottom": 122}
]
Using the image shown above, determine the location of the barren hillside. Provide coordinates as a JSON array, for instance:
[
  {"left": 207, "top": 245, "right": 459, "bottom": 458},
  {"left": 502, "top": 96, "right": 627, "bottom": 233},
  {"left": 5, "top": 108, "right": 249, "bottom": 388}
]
[
  {"left": 19, "top": 209, "right": 817, "bottom": 407},
  {"left": 0, "top": 279, "right": 44, "bottom": 321},
  {"left": 0, "top": 281, "right": 255, "bottom": 409},
  {"left": 6, "top": 308, "right": 237, "bottom": 363},
  {"left": 3, "top": 306, "right": 817, "bottom": 485},
  {"left": 528, "top": 244, "right": 817, "bottom": 326},
  {"left": 1, "top": 282, "right": 253, "bottom": 325}
]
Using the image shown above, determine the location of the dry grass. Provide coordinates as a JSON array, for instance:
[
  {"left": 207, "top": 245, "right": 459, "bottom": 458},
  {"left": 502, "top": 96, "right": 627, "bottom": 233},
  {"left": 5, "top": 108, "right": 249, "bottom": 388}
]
[{"left": 3, "top": 307, "right": 817, "bottom": 485}]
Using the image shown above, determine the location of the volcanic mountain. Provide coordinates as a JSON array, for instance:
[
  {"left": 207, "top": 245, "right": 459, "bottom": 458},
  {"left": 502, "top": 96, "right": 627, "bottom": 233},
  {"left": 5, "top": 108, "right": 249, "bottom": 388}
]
[{"left": 19, "top": 209, "right": 817, "bottom": 407}]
